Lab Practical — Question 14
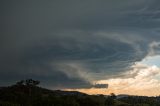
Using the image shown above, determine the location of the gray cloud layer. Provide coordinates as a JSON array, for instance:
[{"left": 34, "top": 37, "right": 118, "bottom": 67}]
[{"left": 1, "top": 0, "right": 160, "bottom": 89}]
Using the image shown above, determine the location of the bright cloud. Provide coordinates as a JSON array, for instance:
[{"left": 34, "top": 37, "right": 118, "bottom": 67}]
[{"left": 67, "top": 63, "right": 160, "bottom": 96}]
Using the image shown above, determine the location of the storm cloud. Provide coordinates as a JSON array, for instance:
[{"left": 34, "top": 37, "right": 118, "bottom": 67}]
[{"left": 1, "top": 0, "right": 160, "bottom": 89}]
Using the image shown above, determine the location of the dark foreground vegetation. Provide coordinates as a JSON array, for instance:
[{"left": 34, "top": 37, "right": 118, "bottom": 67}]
[{"left": 0, "top": 79, "right": 160, "bottom": 106}]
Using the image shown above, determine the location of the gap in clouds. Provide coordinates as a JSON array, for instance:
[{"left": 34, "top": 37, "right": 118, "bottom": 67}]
[{"left": 66, "top": 54, "right": 160, "bottom": 96}]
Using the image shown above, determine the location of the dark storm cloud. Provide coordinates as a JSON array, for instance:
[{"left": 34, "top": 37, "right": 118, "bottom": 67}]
[
  {"left": 94, "top": 84, "right": 108, "bottom": 89},
  {"left": 1, "top": 0, "right": 160, "bottom": 89}
]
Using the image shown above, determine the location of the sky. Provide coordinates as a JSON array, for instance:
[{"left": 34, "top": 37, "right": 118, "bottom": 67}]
[{"left": 1, "top": 0, "right": 160, "bottom": 96}]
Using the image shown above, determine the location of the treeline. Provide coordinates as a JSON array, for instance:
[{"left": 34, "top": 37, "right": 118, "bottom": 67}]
[
  {"left": 119, "top": 96, "right": 160, "bottom": 106},
  {"left": 0, "top": 79, "right": 160, "bottom": 106}
]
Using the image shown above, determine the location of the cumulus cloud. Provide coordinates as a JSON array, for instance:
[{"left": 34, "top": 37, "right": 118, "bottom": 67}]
[{"left": 95, "top": 63, "right": 160, "bottom": 96}]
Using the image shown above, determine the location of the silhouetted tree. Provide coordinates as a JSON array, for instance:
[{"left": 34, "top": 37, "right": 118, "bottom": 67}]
[
  {"left": 105, "top": 96, "right": 115, "bottom": 106},
  {"left": 110, "top": 93, "right": 116, "bottom": 99},
  {"left": 16, "top": 80, "right": 24, "bottom": 86},
  {"left": 33, "top": 80, "right": 40, "bottom": 86},
  {"left": 105, "top": 94, "right": 116, "bottom": 106},
  {"left": 25, "top": 79, "right": 40, "bottom": 86}
]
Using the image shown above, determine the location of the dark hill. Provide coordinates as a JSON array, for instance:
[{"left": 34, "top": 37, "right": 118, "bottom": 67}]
[
  {"left": 0, "top": 79, "right": 89, "bottom": 106},
  {"left": 0, "top": 84, "right": 87, "bottom": 97},
  {"left": 0, "top": 84, "right": 88, "bottom": 105},
  {"left": 0, "top": 79, "right": 160, "bottom": 106}
]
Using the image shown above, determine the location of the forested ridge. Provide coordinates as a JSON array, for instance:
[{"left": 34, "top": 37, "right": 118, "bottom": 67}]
[{"left": 0, "top": 79, "right": 160, "bottom": 106}]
